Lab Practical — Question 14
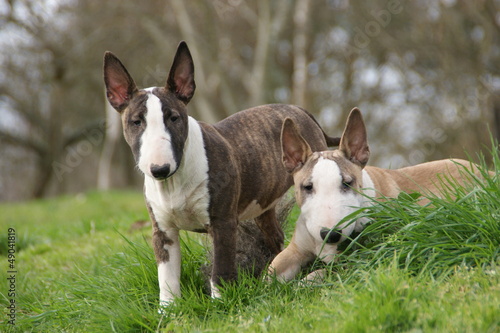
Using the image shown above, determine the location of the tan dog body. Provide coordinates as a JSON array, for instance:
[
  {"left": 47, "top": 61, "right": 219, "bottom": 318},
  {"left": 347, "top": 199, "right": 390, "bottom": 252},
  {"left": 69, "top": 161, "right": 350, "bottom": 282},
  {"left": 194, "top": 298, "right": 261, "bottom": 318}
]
[{"left": 269, "top": 108, "right": 481, "bottom": 282}]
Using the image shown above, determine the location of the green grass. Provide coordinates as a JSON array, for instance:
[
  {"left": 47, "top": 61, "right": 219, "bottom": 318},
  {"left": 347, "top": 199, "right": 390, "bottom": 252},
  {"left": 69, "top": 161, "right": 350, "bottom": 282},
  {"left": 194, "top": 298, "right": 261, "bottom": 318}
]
[{"left": 1, "top": 150, "right": 499, "bottom": 332}]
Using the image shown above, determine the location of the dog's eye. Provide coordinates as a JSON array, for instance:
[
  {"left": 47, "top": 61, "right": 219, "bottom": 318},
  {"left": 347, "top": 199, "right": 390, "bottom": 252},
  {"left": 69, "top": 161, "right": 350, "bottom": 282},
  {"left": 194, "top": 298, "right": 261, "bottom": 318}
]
[
  {"left": 342, "top": 180, "right": 353, "bottom": 190},
  {"left": 303, "top": 183, "right": 313, "bottom": 192},
  {"left": 132, "top": 114, "right": 145, "bottom": 127},
  {"left": 168, "top": 111, "right": 181, "bottom": 123}
]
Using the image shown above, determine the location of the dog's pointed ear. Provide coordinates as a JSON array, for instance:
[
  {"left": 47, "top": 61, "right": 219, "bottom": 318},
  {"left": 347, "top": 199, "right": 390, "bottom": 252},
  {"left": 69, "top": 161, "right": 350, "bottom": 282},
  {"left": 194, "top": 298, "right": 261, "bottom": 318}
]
[
  {"left": 339, "top": 108, "right": 370, "bottom": 167},
  {"left": 167, "top": 41, "right": 196, "bottom": 104},
  {"left": 281, "top": 118, "right": 313, "bottom": 173},
  {"left": 103, "top": 52, "right": 138, "bottom": 113}
]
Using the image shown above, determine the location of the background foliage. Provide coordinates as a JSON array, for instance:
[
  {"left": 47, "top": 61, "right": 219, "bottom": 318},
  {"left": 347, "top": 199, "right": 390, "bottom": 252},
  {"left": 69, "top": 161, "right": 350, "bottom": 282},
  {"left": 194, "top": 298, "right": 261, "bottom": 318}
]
[{"left": 0, "top": 0, "right": 499, "bottom": 200}]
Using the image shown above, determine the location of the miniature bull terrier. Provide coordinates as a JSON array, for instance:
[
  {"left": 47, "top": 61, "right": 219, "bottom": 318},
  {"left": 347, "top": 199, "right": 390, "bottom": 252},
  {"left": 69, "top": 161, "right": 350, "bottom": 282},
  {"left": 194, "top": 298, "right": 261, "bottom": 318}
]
[
  {"left": 268, "top": 107, "right": 484, "bottom": 282},
  {"left": 103, "top": 41, "right": 340, "bottom": 306}
]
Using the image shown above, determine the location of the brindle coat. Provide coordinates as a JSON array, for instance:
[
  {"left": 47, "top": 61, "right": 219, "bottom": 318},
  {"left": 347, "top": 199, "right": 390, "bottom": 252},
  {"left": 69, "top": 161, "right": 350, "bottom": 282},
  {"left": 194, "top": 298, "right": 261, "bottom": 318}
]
[{"left": 104, "top": 41, "right": 339, "bottom": 305}]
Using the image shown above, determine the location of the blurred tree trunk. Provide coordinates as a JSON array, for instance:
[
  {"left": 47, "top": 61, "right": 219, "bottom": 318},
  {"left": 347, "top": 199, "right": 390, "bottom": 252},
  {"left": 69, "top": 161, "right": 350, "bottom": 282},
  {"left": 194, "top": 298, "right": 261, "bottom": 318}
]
[
  {"left": 97, "top": 100, "right": 121, "bottom": 190},
  {"left": 33, "top": 82, "right": 63, "bottom": 198},
  {"left": 493, "top": 95, "right": 500, "bottom": 144},
  {"left": 292, "top": 0, "right": 311, "bottom": 108},
  {"left": 247, "top": 0, "right": 271, "bottom": 106},
  {"left": 170, "top": 0, "right": 220, "bottom": 122}
]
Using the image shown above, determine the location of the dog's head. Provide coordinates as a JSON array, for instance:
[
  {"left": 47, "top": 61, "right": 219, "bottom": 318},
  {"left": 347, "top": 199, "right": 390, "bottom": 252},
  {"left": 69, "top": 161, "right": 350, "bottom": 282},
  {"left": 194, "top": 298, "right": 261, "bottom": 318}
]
[
  {"left": 281, "top": 108, "right": 370, "bottom": 245},
  {"left": 103, "top": 41, "right": 195, "bottom": 180}
]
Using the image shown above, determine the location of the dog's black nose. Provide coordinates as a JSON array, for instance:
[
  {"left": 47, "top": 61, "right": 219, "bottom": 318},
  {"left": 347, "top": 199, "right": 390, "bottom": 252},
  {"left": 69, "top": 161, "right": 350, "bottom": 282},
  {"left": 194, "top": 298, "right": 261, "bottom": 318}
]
[
  {"left": 320, "top": 227, "right": 342, "bottom": 244},
  {"left": 151, "top": 164, "right": 171, "bottom": 179}
]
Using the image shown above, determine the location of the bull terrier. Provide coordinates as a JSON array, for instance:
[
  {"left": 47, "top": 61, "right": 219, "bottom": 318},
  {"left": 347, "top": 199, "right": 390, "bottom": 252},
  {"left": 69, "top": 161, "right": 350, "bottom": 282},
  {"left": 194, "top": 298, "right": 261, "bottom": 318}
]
[
  {"left": 269, "top": 107, "right": 485, "bottom": 282},
  {"left": 103, "top": 41, "right": 340, "bottom": 306}
]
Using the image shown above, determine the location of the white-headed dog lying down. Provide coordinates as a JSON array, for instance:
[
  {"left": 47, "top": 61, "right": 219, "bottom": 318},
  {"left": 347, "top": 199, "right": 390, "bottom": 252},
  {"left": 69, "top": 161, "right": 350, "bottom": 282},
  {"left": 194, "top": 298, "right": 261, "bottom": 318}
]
[{"left": 268, "top": 108, "right": 488, "bottom": 282}]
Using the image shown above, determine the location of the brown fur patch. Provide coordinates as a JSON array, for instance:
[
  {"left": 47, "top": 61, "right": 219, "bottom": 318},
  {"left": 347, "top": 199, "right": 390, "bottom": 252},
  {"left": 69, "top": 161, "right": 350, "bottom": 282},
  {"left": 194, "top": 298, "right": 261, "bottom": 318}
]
[
  {"left": 147, "top": 202, "right": 174, "bottom": 263},
  {"left": 292, "top": 152, "right": 321, "bottom": 206},
  {"left": 120, "top": 91, "right": 149, "bottom": 161}
]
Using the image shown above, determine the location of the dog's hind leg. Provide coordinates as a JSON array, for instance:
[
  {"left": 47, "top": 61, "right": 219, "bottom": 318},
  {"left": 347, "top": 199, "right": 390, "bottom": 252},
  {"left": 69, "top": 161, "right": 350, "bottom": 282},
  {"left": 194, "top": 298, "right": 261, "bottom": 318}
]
[
  {"left": 209, "top": 217, "right": 238, "bottom": 298},
  {"left": 255, "top": 208, "right": 284, "bottom": 255}
]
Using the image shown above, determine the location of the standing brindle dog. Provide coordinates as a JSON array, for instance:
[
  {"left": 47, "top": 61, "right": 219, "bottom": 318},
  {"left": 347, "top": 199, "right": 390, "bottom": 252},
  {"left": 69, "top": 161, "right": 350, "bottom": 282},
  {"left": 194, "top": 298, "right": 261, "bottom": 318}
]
[{"left": 103, "top": 41, "right": 339, "bottom": 306}]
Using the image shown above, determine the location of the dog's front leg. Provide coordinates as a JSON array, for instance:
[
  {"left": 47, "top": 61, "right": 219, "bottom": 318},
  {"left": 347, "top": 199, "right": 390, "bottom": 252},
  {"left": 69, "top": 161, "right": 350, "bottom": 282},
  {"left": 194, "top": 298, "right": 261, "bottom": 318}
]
[
  {"left": 209, "top": 218, "right": 238, "bottom": 298},
  {"left": 152, "top": 223, "right": 181, "bottom": 307},
  {"left": 267, "top": 242, "right": 314, "bottom": 282}
]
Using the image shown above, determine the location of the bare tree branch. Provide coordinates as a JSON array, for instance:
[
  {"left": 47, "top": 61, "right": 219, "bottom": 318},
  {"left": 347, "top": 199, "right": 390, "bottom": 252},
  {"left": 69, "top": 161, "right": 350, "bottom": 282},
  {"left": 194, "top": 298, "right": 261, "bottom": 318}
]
[
  {"left": 62, "top": 120, "right": 104, "bottom": 149},
  {"left": 0, "top": 131, "right": 47, "bottom": 155}
]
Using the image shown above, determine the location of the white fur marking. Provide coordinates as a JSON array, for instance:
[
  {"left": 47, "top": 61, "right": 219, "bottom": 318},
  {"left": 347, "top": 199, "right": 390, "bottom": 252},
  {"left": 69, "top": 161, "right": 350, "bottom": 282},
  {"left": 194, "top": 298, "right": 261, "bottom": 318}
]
[
  {"left": 157, "top": 228, "right": 182, "bottom": 305},
  {"left": 145, "top": 117, "right": 210, "bottom": 232},
  {"left": 210, "top": 280, "right": 221, "bottom": 299},
  {"left": 138, "top": 92, "right": 177, "bottom": 178},
  {"left": 302, "top": 158, "right": 365, "bottom": 244},
  {"left": 158, "top": 261, "right": 180, "bottom": 305},
  {"left": 355, "top": 170, "right": 376, "bottom": 232},
  {"left": 145, "top": 116, "right": 210, "bottom": 305},
  {"left": 239, "top": 198, "right": 281, "bottom": 221},
  {"left": 294, "top": 158, "right": 379, "bottom": 262}
]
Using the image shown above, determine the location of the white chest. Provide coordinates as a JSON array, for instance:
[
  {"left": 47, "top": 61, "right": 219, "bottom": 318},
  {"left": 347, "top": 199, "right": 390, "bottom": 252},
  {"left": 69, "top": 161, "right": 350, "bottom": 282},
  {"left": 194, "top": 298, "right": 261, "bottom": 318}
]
[
  {"left": 145, "top": 177, "right": 210, "bottom": 231},
  {"left": 144, "top": 117, "right": 211, "bottom": 232}
]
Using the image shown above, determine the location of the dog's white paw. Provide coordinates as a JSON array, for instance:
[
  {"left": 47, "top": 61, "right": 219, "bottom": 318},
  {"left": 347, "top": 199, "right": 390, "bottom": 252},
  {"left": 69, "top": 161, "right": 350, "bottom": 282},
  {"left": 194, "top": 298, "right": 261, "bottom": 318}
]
[
  {"left": 210, "top": 280, "right": 222, "bottom": 299},
  {"left": 301, "top": 269, "right": 326, "bottom": 284},
  {"left": 158, "top": 299, "right": 174, "bottom": 315},
  {"left": 264, "top": 270, "right": 286, "bottom": 284}
]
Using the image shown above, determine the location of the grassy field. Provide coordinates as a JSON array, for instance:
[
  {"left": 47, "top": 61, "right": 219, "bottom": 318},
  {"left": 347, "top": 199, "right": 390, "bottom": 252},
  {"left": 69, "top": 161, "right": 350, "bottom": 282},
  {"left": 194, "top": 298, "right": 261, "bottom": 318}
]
[{"left": 1, "top": 155, "right": 499, "bottom": 332}]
